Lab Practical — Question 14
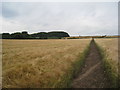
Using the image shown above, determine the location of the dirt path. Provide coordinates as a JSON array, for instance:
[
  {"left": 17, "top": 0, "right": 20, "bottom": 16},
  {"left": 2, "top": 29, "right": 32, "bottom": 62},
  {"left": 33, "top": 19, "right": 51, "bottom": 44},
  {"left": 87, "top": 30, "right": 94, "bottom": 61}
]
[{"left": 72, "top": 40, "right": 112, "bottom": 88}]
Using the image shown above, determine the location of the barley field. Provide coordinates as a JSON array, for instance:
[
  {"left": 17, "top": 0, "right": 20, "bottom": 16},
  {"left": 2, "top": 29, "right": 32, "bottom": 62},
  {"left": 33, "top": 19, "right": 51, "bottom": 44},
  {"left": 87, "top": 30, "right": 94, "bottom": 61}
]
[
  {"left": 0, "top": 39, "right": 2, "bottom": 89},
  {"left": 2, "top": 39, "right": 90, "bottom": 88},
  {"left": 95, "top": 38, "right": 119, "bottom": 80}
]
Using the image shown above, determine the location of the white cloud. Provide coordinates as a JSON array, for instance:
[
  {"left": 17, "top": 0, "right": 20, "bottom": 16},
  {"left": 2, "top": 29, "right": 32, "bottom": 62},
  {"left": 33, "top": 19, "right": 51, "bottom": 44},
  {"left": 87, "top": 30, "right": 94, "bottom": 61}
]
[
  {"left": 1, "top": 2, "right": 118, "bottom": 36},
  {"left": 1, "top": 0, "right": 119, "bottom": 2},
  {"left": 2, "top": 18, "right": 27, "bottom": 33}
]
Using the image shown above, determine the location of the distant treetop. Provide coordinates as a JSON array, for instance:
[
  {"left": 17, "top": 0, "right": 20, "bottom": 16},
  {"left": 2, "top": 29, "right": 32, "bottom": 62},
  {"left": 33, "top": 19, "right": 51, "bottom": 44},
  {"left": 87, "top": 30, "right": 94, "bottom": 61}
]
[{"left": 1, "top": 31, "right": 70, "bottom": 39}]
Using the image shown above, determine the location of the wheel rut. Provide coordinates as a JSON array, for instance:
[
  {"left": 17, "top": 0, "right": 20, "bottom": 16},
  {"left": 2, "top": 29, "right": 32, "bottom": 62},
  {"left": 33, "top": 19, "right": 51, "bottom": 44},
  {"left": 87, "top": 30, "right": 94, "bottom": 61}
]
[{"left": 72, "top": 40, "right": 112, "bottom": 88}]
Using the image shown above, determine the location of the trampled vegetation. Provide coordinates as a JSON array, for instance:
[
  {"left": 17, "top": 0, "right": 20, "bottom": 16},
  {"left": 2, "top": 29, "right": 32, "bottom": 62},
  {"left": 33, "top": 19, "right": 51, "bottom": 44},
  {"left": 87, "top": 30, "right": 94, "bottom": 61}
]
[
  {"left": 95, "top": 38, "right": 119, "bottom": 87},
  {"left": 3, "top": 39, "right": 90, "bottom": 88},
  {"left": 2, "top": 38, "right": 119, "bottom": 88}
]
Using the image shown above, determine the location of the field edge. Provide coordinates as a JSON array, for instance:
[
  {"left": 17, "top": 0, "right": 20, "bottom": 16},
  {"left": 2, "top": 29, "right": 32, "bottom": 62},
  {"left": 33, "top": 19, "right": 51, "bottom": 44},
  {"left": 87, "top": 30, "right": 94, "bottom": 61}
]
[
  {"left": 52, "top": 41, "right": 91, "bottom": 88},
  {"left": 94, "top": 40, "right": 119, "bottom": 88}
]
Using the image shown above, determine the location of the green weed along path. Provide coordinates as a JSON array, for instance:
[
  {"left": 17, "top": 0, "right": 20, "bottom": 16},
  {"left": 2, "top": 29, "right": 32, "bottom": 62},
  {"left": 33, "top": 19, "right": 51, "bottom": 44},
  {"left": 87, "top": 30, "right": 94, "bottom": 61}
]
[{"left": 72, "top": 40, "right": 112, "bottom": 88}]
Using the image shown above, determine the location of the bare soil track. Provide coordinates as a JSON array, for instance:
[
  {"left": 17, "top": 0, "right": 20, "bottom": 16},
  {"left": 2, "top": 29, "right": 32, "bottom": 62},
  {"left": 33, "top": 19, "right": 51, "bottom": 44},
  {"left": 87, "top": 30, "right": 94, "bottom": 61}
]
[{"left": 72, "top": 40, "right": 112, "bottom": 88}]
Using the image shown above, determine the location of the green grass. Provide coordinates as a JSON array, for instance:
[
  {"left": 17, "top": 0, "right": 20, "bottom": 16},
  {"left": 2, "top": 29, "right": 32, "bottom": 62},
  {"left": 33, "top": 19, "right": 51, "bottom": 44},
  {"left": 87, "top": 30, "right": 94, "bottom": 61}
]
[
  {"left": 3, "top": 39, "right": 91, "bottom": 88},
  {"left": 94, "top": 41, "right": 119, "bottom": 88},
  {"left": 54, "top": 42, "right": 91, "bottom": 88}
]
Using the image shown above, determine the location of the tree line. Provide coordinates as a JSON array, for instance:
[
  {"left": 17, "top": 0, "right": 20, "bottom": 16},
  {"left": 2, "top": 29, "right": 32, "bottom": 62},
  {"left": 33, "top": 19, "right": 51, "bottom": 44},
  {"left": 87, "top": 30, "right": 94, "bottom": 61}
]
[{"left": 0, "top": 31, "right": 70, "bottom": 39}]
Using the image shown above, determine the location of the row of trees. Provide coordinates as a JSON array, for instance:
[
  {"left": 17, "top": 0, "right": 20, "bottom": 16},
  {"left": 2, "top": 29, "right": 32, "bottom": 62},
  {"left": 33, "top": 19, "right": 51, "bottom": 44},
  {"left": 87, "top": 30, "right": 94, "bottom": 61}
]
[{"left": 1, "top": 31, "right": 70, "bottom": 39}]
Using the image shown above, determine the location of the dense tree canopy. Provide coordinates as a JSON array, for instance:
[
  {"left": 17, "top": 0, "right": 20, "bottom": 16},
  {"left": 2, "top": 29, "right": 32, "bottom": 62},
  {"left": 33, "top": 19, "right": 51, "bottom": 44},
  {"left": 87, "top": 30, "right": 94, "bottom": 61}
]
[{"left": 1, "top": 31, "right": 70, "bottom": 39}]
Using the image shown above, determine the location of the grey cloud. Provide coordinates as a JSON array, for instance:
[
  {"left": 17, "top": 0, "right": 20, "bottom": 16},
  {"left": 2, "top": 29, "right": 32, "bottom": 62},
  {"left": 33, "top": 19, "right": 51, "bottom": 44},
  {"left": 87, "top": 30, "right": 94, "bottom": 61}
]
[
  {"left": 2, "top": 2, "right": 18, "bottom": 18},
  {"left": 1, "top": 2, "right": 118, "bottom": 36}
]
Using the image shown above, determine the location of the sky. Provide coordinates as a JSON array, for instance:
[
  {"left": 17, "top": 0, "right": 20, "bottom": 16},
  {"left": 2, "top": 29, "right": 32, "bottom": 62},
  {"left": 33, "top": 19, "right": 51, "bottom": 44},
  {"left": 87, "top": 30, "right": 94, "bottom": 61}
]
[{"left": 0, "top": 2, "right": 118, "bottom": 36}]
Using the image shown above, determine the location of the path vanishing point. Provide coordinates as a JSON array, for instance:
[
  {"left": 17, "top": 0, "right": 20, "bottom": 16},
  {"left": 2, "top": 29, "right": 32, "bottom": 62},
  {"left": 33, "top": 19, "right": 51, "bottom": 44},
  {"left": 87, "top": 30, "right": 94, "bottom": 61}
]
[{"left": 72, "top": 40, "right": 112, "bottom": 88}]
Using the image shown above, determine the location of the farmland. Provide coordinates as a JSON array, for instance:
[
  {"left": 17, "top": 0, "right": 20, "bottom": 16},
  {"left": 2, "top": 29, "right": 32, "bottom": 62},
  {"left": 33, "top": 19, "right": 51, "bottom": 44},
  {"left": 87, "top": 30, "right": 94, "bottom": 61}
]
[
  {"left": 2, "top": 38, "right": 119, "bottom": 88},
  {"left": 71, "top": 38, "right": 119, "bottom": 88},
  {"left": 95, "top": 38, "right": 118, "bottom": 74},
  {"left": 2, "top": 39, "right": 91, "bottom": 88},
  {"left": 0, "top": 39, "right": 2, "bottom": 88},
  {"left": 95, "top": 38, "right": 119, "bottom": 87}
]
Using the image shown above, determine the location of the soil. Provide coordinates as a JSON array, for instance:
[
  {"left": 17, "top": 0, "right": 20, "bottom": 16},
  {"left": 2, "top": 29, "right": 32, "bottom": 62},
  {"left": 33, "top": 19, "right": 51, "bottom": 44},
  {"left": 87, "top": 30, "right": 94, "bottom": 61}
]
[{"left": 71, "top": 40, "right": 112, "bottom": 88}]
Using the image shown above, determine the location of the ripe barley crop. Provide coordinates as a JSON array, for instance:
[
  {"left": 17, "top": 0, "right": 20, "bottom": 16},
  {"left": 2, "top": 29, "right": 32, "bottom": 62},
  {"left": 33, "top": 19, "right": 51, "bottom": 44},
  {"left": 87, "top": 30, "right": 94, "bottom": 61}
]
[
  {"left": 95, "top": 38, "right": 119, "bottom": 87},
  {"left": 2, "top": 39, "right": 90, "bottom": 88},
  {"left": 95, "top": 38, "right": 118, "bottom": 74}
]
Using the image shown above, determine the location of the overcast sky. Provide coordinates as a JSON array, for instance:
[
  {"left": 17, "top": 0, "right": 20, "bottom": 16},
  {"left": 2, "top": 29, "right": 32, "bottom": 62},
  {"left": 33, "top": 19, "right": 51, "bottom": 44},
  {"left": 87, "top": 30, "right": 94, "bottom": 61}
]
[{"left": 1, "top": 2, "right": 118, "bottom": 36}]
